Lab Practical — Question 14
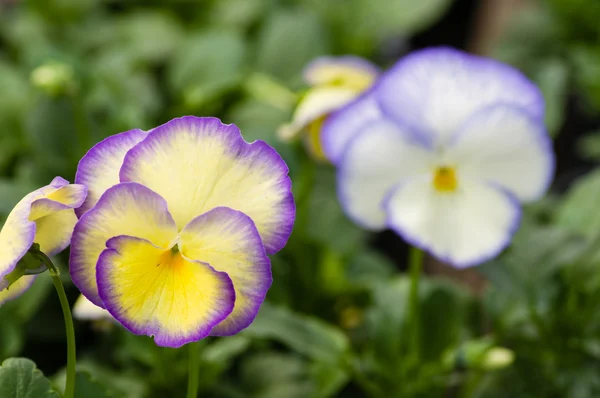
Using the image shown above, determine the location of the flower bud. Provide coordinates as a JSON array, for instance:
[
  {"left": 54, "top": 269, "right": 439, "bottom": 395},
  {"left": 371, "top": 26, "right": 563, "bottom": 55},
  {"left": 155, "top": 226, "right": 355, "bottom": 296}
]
[{"left": 30, "top": 62, "right": 76, "bottom": 96}]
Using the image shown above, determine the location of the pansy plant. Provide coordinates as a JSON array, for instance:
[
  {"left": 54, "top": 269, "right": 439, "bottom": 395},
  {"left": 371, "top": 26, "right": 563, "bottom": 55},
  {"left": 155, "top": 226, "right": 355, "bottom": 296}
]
[
  {"left": 70, "top": 116, "right": 295, "bottom": 347},
  {"left": 322, "top": 47, "right": 554, "bottom": 267}
]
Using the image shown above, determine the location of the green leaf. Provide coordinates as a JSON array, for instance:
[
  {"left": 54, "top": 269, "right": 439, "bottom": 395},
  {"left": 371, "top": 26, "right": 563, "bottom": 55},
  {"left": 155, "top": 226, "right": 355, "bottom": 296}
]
[
  {"left": 577, "top": 130, "right": 600, "bottom": 161},
  {"left": 201, "top": 335, "right": 250, "bottom": 365},
  {"left": 210, "top": 0, "right": 267, "bottom": 29},
  {"left": 26, "top": 96, "right": 79, "bottom": 178},
  {"left": 74, "top": 371, "right": 111, "bottom": 398},
  {"left": 0, "top": 358, "right": 59, "bottom": 397},
  {"left": 244, "top": 302, "right": 350, "bottom": 363},
  {"left": 419, "top": 281, "right": 469, "bottom": 361},
  {"left": 571, "top": 46, "right": 600, "bottom": 112},
  {"left": 241, "top": 353, "right": 313, "bottom": 398},
  {"left": 116, "top": 11, "right": 183, "bottom": 64},
  {"left": 346, "top": 0, "right": 454, "bottom": 40},
  {"left": 556, "top": 168, "right": 600, "bottom": 237},
  {"left": 306, "top": 167, "right": 365, "bottom": 254},
  {"left": 168, "top": 30, "right": 247, "bottom": 108},
  {"left": 365, "top": 277, "right": 410, "bottom": 359},
  {"left": 255, "top": 9, "right": 329, "bottom": 85},
  {"left": 533, "top": 59, "right": 569, "bottom": 136}
]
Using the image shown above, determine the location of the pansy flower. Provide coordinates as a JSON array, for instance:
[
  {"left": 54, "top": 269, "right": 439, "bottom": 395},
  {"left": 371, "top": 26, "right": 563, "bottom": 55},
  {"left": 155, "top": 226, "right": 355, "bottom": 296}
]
[
  {"left": 278, "top": 56, "right": 379, "bottom": 160},
  {"left": 70, "top": 117, "right": 294, "bottom": 347},
  {"left": 0, "top": 177, "right": 87, "bottom": 304},
  {"left": 322, "top": 47, "right": 554, "bottom": 267}
]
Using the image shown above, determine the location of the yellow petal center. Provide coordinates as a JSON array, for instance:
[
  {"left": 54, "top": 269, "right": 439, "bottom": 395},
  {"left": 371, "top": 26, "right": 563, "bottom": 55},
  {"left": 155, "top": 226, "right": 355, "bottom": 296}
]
[{"left": 433, "top": 166, "right": 458, "bottom": 192}]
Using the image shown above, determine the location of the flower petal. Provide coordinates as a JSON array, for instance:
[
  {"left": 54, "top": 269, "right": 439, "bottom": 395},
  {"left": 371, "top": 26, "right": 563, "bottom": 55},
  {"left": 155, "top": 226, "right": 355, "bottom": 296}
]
[
  {"left": 35, "top": 210, "right": 79, "bottom": 256},
  {"left": 338, "top": 119, "right": 433, "bottom": 229},
  {"left": 70, "top": 183, "right": 178, "bottom": 306},
  {"left": 385, "top": 178, "right": 521, "bottom": 268},
  {"left": 447, "top": 105, "right": 554, "bottom": 202},
  {"left": 179, "top": 207, "right": 271, "bottom": 336},
  {"left": 75, "top": 129, "right": 147, "bottom": 218},
  {"left": 120, "top": 116, "right": 295, "bottom": 254},
  {"left": 278, "top": 87, "right": 359, "bottom": 141},
  {"left": 73, "top": 294, "right": 112, "bottom": 321},
  {"left": 29, "top": 184, "right": 88, "bottom": 221},
  {"left": 321, "top": 91, "right": 382, "bottom": 165},
  {"left": 303, "top": 56, "right": 379, "bottom": 89},
  {"left": 97, "top": 235, "right": 235, "bottom": 348},
  {"left": 0, "top": 276, "right": 37, "bottom": 306},
  {"left": 376, "top": 47, "right": 544, "bottom": 147}
]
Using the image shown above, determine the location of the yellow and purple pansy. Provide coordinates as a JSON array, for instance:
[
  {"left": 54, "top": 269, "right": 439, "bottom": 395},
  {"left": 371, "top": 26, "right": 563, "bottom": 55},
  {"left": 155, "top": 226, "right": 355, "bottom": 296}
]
[
  {"left": 278, "top": 56, "right": 379, "bottom": 160},
  {"left": 322, "top": 47, "right": 554, "bottom": 268},
  {"left": 0, "top": 177, "right": 87, "bottom": 304},
  {"left": 70, "top": 116, "right": 295, "bottom": 347}
]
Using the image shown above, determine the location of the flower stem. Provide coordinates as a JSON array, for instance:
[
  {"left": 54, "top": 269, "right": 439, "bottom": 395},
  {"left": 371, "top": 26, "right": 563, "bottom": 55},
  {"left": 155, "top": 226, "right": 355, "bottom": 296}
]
[
  {"left": 187, "top": 342, "right": 200, "bottom": 398},
  {"left": 407, "top": 247, "right": 424, "bottom": 360},
  {"left": 38, "top": 252, "right": 76, "bottom": 398}
]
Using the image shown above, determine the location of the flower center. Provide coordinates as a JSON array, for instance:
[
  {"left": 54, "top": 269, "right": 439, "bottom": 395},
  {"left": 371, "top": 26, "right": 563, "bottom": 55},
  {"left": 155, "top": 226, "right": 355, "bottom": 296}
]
[{"left": 433, "top": 166, "right": 458, "bottom": 192}]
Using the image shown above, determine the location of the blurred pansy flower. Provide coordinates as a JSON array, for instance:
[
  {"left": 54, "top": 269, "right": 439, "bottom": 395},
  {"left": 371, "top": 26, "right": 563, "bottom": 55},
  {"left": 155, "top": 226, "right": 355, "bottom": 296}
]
[
  {"left": 73, "top": 294, "right": 114, "bottom": 331},
  {"left": 278, "top": 56, "right": 379, "bottom": 160},
  {"left": 0, "top": 177, "right": 87, "bottom": 304},
  {"left": 70, "top": 116, "right": 295, "bottom": 347},
  {"left": 323, "top": 47, "right": 554, "bottom": 267}
]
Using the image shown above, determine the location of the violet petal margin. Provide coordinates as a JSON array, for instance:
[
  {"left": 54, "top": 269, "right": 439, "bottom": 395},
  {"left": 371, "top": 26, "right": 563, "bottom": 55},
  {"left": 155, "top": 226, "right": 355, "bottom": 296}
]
[
  {"left": 75, "top": 129, "right": 147, "bottom": 218},
  {"left": 376, "top": 46, "right": 545, "bottom": 147}
]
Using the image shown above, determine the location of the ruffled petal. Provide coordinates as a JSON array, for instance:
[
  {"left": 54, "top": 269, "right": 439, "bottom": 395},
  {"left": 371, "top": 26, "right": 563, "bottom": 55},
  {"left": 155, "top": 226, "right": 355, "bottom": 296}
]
[
  {"left": 97, "top": 235, "right": 235, "bottom": 348},
  {"left": 446, "top": 105, "right": 554, "bottom": 202},
  {"left": 70, "top": 183, "right": 178, "bottom": 306},
  {"left": 385, "top": 178, "right": 521, "bottom": 268},
  {"left": 376, "top": 47, "right": 544, "bottom": 147},
  {"left": 337, "top": 119, "right": 434, "bottom": 229},
  {"left": 75, "top": 129, "right": 147, "bottom": 218},
  {"left": 179, "top": 207, "right": 271, "bottom": 336},
  {"left": 0, "top": 276, "right": 37, "bottom": 306},
  {"left": 321, "top": 91, "right": 383, "bottom": 165},
  {"left": 278, "top": 87, "right": 359, "bottom": 141},
  {"left": 120, "top": 116, "right": 295, "bottom": 254}
]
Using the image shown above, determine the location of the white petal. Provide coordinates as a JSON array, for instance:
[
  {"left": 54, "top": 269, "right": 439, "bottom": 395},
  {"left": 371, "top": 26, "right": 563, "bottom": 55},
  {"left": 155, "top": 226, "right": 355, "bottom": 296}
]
[
  {"left": 447, "top": 105, "right": 554, "bottom": 202},
  {"left": 73, "top": 294, "right": 113, "bottom": 321},
  {"left": 385, "top": 178, "right": 521, "bottom": 268},
  {"left": 321, "top": 91, "right": 383, "bottom": 165},
  {"left": 376, "top": 47, "right": 544, "bottom": 146},
  {"left": 278, "top": 87, "right": 358, "bottom": 141},
  {"left": 338, "top": 119, "right": 433, "bottom": 229}
]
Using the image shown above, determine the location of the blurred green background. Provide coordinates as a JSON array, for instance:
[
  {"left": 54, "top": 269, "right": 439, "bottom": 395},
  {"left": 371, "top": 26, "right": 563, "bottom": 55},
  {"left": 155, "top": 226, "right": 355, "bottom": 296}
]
[{"left": 1, "top": 0, "right": 600, "bottom": 397}]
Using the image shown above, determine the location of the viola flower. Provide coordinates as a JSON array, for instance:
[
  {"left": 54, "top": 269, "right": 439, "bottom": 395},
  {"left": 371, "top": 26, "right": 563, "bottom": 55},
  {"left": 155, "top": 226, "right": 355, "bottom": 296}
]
[
  {"left": 70, "top": 117, "right": 294, "bottom": 347},
  {"left": 0, "top": 177, "right": 87, "bottom": 304},
  {"left": 323, "top": 47, "right": 554, "bottom": 267},
  {"left": 278, "top": 56, "right": 379, "bottom": 160}
]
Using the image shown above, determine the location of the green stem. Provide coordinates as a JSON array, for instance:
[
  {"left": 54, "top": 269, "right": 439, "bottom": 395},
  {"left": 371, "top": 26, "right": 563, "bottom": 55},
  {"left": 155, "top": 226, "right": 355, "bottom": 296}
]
[
  {"left": 187, "top": 343, "right": 200, "bottom": 398},
  {"left": 38, "top": 252, "right": 76, "bottom": 398},
  {"left": 408, "top": 247, "right": 424, "bottom": 360}
]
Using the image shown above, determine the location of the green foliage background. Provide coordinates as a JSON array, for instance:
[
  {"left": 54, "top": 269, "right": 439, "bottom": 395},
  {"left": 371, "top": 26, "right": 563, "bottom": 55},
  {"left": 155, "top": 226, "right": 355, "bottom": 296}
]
[{"left": 0, "top": 0, "right": 599, "bottom": 397}]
